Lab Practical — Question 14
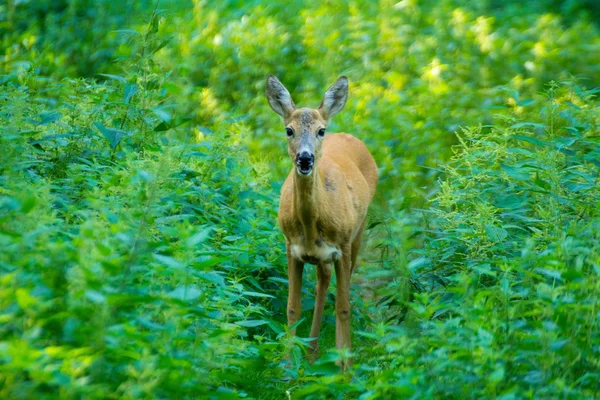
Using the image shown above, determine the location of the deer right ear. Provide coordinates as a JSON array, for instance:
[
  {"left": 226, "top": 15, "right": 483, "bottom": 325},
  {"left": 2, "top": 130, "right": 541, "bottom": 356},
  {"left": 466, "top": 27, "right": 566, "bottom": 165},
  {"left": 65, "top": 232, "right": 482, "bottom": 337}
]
[
  {"left": 319, "top": 76, "right": 348, "bottom": 120},
  {"left": 266, "top": 75, "right": 296, "bottom": 118}
]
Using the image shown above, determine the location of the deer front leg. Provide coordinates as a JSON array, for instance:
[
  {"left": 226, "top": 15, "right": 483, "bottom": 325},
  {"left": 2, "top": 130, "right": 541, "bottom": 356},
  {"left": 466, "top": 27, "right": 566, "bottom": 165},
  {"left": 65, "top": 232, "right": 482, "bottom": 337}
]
[
  {"left": 286, "top": 243, "right": 304, "bottom": 335},
  {"left": 333, "top": 243, "right": 353, "bottom": 370},
  {"left": 309, "top": 263, "right": 332, "bottom": 359}
]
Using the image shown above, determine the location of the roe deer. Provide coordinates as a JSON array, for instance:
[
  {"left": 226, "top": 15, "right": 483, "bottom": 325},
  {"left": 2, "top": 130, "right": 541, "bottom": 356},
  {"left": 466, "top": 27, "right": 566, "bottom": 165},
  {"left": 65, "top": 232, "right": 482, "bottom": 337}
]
[{"left": 266, "top": 75, "right": 378, "bottom": 370}]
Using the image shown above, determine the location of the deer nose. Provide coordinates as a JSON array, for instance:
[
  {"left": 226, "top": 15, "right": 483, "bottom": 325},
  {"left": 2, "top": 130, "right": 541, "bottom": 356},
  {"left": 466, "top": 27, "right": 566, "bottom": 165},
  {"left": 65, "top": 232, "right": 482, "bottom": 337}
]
[{"left": 296, "top": 152, "right": 314, "bottom": 165}]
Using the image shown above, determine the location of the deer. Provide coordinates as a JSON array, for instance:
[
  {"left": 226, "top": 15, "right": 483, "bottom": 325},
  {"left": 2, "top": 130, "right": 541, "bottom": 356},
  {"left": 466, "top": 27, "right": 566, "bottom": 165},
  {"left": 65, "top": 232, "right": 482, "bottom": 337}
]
[{"left": 265, "top": 75, "right": 378, "bottom": 370}]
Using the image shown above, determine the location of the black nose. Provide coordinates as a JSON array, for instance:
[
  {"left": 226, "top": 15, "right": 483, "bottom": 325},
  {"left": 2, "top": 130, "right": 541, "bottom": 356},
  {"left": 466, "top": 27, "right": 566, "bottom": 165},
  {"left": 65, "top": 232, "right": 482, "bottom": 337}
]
[{"left": 296, "top": 152, "right": 314, "bottom": 165}]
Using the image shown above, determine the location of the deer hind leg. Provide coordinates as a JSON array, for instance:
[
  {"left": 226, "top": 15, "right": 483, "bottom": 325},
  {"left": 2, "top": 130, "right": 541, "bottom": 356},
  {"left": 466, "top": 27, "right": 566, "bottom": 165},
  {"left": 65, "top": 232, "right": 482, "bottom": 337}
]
[
  {"left": 350, "top": 219, "right": 367, "bottom": 273},
  {"left": 286, "top": 243, "right": 304, "bottom": 336},
  {"left": 334, "top": 242, "right": 353, "bottom": 370},
  {"left": 309, "top": 262, "right": 332, "bottom": 360}
]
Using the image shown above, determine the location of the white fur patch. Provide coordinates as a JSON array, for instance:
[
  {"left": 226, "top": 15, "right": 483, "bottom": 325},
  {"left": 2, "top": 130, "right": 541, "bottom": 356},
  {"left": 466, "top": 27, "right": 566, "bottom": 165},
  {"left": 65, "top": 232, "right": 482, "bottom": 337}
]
[
  {"left": 291, "top": 243, "right": 341, "bottom": 264},
  {"left": 296, "top": 166, "right": 313, "bottom": 176}
]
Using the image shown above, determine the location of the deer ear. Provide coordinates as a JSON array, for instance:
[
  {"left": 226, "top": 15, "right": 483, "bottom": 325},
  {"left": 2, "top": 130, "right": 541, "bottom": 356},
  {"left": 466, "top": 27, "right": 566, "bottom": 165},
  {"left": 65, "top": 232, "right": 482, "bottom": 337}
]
[
  {"left": 266, "top": 75, "right": 296, "bottom": 118},
  {"left": 319, "top": 76, "right": 348, "bottom": 119}
]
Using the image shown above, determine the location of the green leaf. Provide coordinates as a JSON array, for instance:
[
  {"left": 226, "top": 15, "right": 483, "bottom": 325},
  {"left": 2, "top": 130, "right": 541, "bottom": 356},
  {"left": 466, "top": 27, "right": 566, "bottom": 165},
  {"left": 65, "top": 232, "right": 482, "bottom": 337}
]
[
  {"left": 550, "top": 339, "right": 569, "bottom": 350},
  {"left": 187, "top": 226, "right": 213, "bottom": 246},
  {"left": 98, "top": 73, "right": 127, "bottom": 83},
  {"left": 16, "top": 288, "right": 37, "bottom": 310},
  {"left": 242, "top": 291, "right": 275, "bottom": 298},
  {"left": 516, "top": 99, "right": 534, "bottom": 107},
  {"left": 306, "top": 361, "right": 341, "bottom": 376},
  {"left": 166, "top": 286, "right": 201, "bottom": 302},
  {"left": 193, "top": 257, "right": 228, "bottom": 270},
  {"left": 85, "top": 290, "right": 106, "bottom": 304},
  {"left": 535, "top": 268, "right": 562, "bottom": 281},
  {"left": 512, "top": 134, "right": 546, "bottom": 147},
  {"left": 28, "top": 111, "right": 62, "bottom": 125},
  {"left": 94, "top": 122, "right": 124, "bottom": 150},
  {"left": 150, "top": 14, "right": 159, "bottom": 33},
  {"left": 152, "top": 107, "right": 172, "bottom": 122},
  {"left": 511, "top": 122, "right": 545, "bottom": 130},
  {"left": 183, "top": 151, "right": 207, "bottom": 158},
  {"left": 197, "top": 271, "right": 225, "bottom": 286},
  {"left": 124, "top": 83, "right": 138, "bottom": 103},
  {"left": 136, "top": 317, "right": 164, "bottom": 331},
  {"left": 500, "top": 163, "right": 529, "bottom": 181},
  {"left": 154, "top": 122, "right": 170, "bottom": 132},
  {"left": 153, "top": 254, "right": 185, "bottom": 269},
  {"left": 534, "top": 173, "right": 550, "bottom": 190},
  {"left": 485, "top": 225, "right": 508, "bottom": 242},
  {"left": 236, "top": 320, "right": 268, "bottom": 328},
  {"left": 20, "top": 196, "right": 36, "bottom": 214},
  {"left": 112, "top": 29, "right": 140, "bottom": 35},
  {"left": 151, "top": 36, "right": 174, "bottom": 55},
  {"left": 489, "top": 366, "right": 505, "bottom": 383},
  {"left": 565, "top": 182, "right": 593, "bottom": 192}
]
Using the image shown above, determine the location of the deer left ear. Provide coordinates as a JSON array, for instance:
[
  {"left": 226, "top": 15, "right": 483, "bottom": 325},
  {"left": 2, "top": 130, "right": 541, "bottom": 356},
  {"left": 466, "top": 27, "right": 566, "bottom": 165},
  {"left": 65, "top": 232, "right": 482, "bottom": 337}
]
[
  {"left": 319, "top": 76, "right": 348, "bottom": 120},
  {"left": 266, "top": 75, "right": 296, "bottom": 118}
]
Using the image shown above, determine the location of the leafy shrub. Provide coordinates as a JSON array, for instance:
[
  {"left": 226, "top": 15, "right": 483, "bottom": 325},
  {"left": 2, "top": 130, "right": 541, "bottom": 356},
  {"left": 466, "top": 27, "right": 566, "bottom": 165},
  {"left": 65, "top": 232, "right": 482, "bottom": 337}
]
[{"left": 289, "top": 83, "right": 600, "bottom": 399}]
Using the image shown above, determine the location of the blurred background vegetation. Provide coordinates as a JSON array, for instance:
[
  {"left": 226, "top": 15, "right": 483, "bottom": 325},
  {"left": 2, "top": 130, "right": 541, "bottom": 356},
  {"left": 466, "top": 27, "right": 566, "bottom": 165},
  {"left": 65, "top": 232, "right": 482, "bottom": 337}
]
[{"left": 1, "top": 0, "right": 599, "bottom": 398}]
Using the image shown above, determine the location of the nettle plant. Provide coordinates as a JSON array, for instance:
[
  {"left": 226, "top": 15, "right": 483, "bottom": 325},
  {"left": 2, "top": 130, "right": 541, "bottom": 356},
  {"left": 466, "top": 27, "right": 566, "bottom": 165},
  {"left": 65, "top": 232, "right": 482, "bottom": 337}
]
[
  {"left": 431, "top": 82, "right": 599, "bottom": 271},
  {"left": 0, "top": 9, "right": 288, "bottom": 399},
  {"left": 401, "top": 83, "right": 600, "bottom": 396},
  {"left": 289, "top": 82, "right": 600, "bottom": 399}
]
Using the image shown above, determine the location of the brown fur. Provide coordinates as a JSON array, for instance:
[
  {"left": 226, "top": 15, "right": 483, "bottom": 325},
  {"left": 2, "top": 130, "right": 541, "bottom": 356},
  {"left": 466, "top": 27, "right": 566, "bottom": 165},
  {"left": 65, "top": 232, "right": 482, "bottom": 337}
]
[{"left": 266, "top": 75, "right": 378, "bottom": 370}]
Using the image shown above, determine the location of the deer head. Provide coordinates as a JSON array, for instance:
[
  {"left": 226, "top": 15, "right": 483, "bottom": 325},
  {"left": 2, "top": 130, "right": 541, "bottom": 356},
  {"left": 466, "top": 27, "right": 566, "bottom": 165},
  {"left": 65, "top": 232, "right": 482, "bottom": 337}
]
[{"left": 266, "top": 75, "right": 348, "bottom": 176}]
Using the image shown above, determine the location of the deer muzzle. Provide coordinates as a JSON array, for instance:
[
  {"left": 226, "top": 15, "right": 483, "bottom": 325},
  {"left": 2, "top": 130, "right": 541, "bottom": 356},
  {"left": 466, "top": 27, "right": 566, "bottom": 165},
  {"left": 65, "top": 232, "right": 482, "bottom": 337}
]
[{"left": 296, "top": 152, "right": 314, "bottom": 176}]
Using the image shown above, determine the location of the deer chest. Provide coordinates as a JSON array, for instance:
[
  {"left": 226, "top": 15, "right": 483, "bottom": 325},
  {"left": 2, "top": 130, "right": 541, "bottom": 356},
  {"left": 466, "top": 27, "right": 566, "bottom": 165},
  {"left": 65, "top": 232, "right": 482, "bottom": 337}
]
[{"left": 290, "top": 240, "right": 341, "bottom": 265}]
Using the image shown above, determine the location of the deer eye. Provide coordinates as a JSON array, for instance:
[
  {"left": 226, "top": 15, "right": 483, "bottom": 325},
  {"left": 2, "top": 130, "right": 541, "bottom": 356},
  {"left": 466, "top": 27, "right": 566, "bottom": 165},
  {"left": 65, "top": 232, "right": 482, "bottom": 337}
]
[
  {"left": 317, "top": 128, "right": 326, "bottom": 137},
  {"left": 286, "top": 127, "right": 294, "bottom": 137}
]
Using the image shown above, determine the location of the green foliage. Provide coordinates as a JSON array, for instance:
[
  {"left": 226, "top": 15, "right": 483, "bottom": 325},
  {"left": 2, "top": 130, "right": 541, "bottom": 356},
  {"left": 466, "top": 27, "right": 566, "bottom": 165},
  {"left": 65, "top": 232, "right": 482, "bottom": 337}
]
[
  {"left": 1, "top": 0, "right": 600, "bottom": 398},
  {"left": 0, "top": 75, "right": 285, "bottom": 398}
]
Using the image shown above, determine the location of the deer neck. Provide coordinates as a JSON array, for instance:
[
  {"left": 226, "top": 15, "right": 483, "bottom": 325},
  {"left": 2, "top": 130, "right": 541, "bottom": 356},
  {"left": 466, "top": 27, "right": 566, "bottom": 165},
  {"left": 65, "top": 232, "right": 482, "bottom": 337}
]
[{"left": 293, "top": 167, "right": 324, "bottom": 244}]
